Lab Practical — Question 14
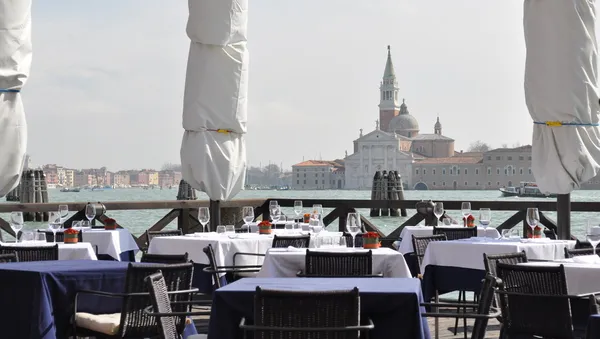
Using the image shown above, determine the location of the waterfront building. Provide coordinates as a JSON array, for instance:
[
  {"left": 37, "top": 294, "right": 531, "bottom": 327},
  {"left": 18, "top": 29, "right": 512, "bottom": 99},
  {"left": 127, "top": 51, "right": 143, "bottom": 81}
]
[
  {"left": 113, "top": 171, "right": 131, "bottom": 187},
  {"left": 64, "top": 169, "right": 74, "bottom": 187},
  {"left": 411, "top": 145, "right": 535, "bottom": 190},
  {"left": 343, "top": 46, "right": 455, "bottom": 189},
  {"left": 158, "top": 170, "right": 181, "bottom": 187},
  {"left": 291, "top": 160, "right": 345, "bottom": 190}
]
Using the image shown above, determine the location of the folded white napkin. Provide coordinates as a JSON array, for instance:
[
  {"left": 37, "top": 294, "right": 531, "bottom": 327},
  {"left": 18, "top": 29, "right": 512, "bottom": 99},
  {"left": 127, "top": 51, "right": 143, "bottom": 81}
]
[{"left": 571, "top": 255, "right": 600, "bottom": 264}]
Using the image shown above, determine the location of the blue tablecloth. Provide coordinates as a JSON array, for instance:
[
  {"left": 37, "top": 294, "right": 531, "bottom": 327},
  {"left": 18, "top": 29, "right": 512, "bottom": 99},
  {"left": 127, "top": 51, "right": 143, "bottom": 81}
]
[
  {"left": 0, "top": 260, "right": 198, "bottom": 339},
  {"left": 97, "top": 250, "right": 136, "bottom": 262},
  {"left": 208, "top": 277, "right": 431, "bottom": 339}
]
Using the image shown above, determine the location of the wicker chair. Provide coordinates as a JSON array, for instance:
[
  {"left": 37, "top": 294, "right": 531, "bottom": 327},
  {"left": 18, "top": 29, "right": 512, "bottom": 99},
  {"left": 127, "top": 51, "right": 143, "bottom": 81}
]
[
  {"left": 144, "top": 229, "right": 183, "bottom": 252},
  {"left": 411, "top": 234, "right": 447, "bottom": 270},
  {"left": 239, "top": 286, "right": 374, "bottom": 339},
  {"left": 421, "top": 273, "right": 501, "bottom": 339},
  {"left": 202, "top": 244, "right": 262, "bottom": 290},
  {"left": 38, "top": 229, "right": 83, "bottom": 243},
  {"left": 297, "top": 249, "right": 382, "bottom": 277},
  {"left": 0, "top": 252, "right": 18, "bottom": 263},
  {"left": 232, "top": 234, "right": 311, "bottom": 267},
  {"left": 141, "top": 252, "right": 190, "bottom": 264},
  {"left": 564, "top": 247, "right": 596, "bottom": 258},
  {"left": 73, "top": 262, "right": 194, "bottom": 338},
  {"left": 143, "top": 271, "right": 208, "bottom": 339},
  {"left": 495, "top": 263, "right": 594, "bottom": 338},
  {"left": 433, "top": 226, "right": 477, "bottom": 240},
  {"left": 483, "top": 251, "right": 528, "bottom": 279},
  {"left": 0, "top": 244, "right": 58, "bottom": 261}
]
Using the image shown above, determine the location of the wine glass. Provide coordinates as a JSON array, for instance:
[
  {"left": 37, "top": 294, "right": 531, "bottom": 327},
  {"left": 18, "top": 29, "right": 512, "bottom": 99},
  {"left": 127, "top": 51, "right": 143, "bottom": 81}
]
[
  {"left": 10, "top": 212, "right": 24, "bottom": 243},
  {"left": 313, "top": 204, "right": 324, "bottom": 226},
  {"left": 271, "top": 205, "right": 281, "bottom": 224},
  {"left": 461, "top": 202, "right": 472, "bottom": 226},
  {"left": 59, "top": 204, "right": 69, "bottom": 224},
  {"left": 242, "top": 206, "right": 254, "bottom": 233},
  {"left": 48, "top": 211, "right": 62, "bottom": 244},
  {"left": 433, "top": 202, "right": 444, "bottom": 226},
  {"left": 586, "top": 220, "right": 600, "bottom": 256},
  {"left": 269, "top": 200, "right": 278, "bottom": 212},
  {"left": 526, "top": 208, "right": 540, "bottom": 239},
  {"left": 479, "top": 208, "right": 491, "bottom": 239},
  {"left": 294, "top": 200, "right": 303, "bottom": 221},
  {"left": 346, "top": 212, "right": 361, "bottom": 248},
  {"left": 198, "top": 207, "right": 210, "bottom": 232},
  {"left": 85, "top": 204, "right": 96, "bottom": 224}
]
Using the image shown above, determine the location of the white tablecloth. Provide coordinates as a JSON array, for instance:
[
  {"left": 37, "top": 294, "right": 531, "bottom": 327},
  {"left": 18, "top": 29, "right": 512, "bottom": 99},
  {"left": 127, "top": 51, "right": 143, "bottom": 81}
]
[
  {"left": 396, "top": 226, "right": 501, "bottom": 254},
  {"left": 422, "top": 238, "right": 576, "bottom": 272},
  {"left": 1, "top": 242, "right": 97, "bottom": 260},
  {"left": 257, "top": 247, "right": 412, "bottom": 278},
  {"left": 80, "top": 228, "right": 139, "bottom": 260},
  {"left": 519, "top": 260, "right": 600, "bottom": 295}
]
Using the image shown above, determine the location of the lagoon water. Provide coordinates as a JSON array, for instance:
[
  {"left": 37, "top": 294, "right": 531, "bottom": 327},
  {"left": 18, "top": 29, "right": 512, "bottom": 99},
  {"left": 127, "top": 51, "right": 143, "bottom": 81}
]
[{"left": 4, "top": 188, "right": 600, "bottom": 239}]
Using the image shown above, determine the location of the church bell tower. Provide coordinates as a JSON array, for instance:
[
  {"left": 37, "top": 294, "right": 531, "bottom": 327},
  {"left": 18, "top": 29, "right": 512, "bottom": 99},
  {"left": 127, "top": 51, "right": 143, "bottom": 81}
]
[{"left": 379, "top": 45, "right": 401, "bottom": 133}]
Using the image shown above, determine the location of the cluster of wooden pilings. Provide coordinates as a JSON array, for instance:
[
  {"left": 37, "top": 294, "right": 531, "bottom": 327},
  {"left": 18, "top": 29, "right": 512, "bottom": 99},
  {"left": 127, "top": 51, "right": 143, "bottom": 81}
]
[
  {"left": 7, "top": 169, "right": 50, "bottom": 221},
  {"left": 176, "top": 179, "right": 197, "bottom": 200},
  {"left": 370, "top": 170, "right": 407, "bottom": 217}
]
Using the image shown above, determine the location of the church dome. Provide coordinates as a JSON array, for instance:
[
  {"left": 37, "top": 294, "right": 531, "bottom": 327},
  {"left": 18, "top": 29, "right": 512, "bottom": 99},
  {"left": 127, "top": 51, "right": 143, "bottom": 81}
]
[{"left": 388, "top": 99, "right": 419, "bottom": 137}]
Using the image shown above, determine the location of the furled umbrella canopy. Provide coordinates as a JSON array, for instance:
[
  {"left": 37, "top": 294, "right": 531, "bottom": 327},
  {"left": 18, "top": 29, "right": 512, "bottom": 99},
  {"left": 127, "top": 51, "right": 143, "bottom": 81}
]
[
  {"left": 0, "top": 0, "right": 30, "bottom": 197},
  {"left": 180, "top": 0, "right": 248, "bottom": 201},
  {"left": 524, "top": 0, "right": 600, "bottom": 194}
]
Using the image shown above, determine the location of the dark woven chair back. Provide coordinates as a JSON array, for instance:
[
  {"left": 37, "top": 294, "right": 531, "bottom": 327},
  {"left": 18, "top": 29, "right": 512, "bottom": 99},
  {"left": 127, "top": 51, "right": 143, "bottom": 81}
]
[
  {"left": 574, "top": 239, "right": 600, "bottom": 249},
  {"left": 145, "top": 272, "right": 180, "bottom": 339},
  {"left": 483, "top": 251, "right": 528, "bottom": 278},
  {"left": 203, "top": 244, "right": 222, "bottom": 289},
  {"left": 272, "top": 234, "right": 310, "bottom": 248},
  {"left": 496, "top": 262, "right": 568, "bottom": 295},
  {"left": 0, "top": 252, "right": 18, "bottom": 263},
  {"left": 433, "top": 226, "right": 477, "bottom": 240},
  {"left": 305, "top": 250, "right": 373, "bottom": 277},
  {"left": 141, "top": 252, "right": 189, "bottom": 264},
  {"left": 253, "top": 286, "right": 361, "bottom": 339},
  {"left": 471, "top": 274, "right": 501, "bottom": 339},
  {"left": 118, "top": 262, "right": 194, "bottom": 338},
  {"left": 564, "top": 247, "right": 595, "bottom": 258},
  {"left": 343, "top": 232, "right": 364, "bottom": 247},
  {"left": 411, "top": 234, "right": 446, "bottom": 268},
  {"left": 0, "top": 244, "right": 58, "bottom": 261},
  {"left": 38, "top": 230, "right": 83, "bottom": 243},
  {"left": 146, "top": 229, "right": 183, "bottom": 247}
]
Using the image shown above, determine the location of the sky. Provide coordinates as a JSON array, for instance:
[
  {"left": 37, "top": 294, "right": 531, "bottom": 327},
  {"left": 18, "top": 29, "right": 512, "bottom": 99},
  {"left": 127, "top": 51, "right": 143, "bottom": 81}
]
[{"left": 25, "top": 0, "right": 532, "bottom": 171}]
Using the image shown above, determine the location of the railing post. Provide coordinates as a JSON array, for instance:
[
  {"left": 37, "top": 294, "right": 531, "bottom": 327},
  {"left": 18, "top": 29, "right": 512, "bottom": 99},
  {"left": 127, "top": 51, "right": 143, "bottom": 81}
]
[
  {"left": 209, "top": 200, "right": 220, "bottom": 231},
  {"left": 178, "top": 208, "right": 191, "bottom": 234},
  {"left": 557, "top": 193, "right": 571, "bottom": 240}
]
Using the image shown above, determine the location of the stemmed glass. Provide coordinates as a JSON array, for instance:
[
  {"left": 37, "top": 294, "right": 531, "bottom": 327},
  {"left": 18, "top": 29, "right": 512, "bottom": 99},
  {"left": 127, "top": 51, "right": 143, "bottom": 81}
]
[
  {"left": 526, "top": 208, "right": 540, "bottom": 239},
  {"left": 346, "top": 212, "right": 361, "bottom": 248},
  {"left": 461, "top": 202, "right": 472, "bottom": 227},
  {"left": 479, "top": 208, "right": 491, "bottom": 240},
  {"left": 313, "top": 204, "right": 323, "bottom": 226},
  {"left": 59, "top": 204, "right": 69, "bottom": 226},
  {"left": 586, "top": 220, "right": 600, "bottom": 256},
  {"left": 10, "top": 212, "right": 24, "bottom": 243},
  {"left": 85, "top": 204, "right": 96, "bottom": 225},
  {"left": 271, "top": 205, "right": 281, "bottom": 225},
  {"left": 199, "top": 207, "right": 210, "bottom": 232},
  {"left": 48, "top": 211, "right": 62, "bottom": 244},
  {"left": 294, "top": 200, "right": 303, "bottom": 222},
  {"left": 433, "top": 202, "right": 444, "bottom": 226},
  {"left": 242, "top": 206, "right": 254, "bottom": 233}
]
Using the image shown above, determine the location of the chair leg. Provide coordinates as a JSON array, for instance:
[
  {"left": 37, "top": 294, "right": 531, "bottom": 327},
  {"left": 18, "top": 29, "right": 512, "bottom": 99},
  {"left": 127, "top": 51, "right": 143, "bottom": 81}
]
[
  {"left": 435, "top": 290, "right": 440, "bottom": 339},
  {"left": 463, "top": 294, "right": 468, "bottom": 339},
  {"left": 453, "top": 290, "right": 463, "bottom": 335}
]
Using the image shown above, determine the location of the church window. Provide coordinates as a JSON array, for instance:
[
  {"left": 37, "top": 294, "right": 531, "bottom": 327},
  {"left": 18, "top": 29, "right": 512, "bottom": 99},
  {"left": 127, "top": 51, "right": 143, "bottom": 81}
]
[
  {"left": 512, "top": 169, "right": 516, "bottom": 175},
  {"left": 464, "top": 182, "right": 468, "bottom": 186},
  {"left": 315, "top": 180, "right": 318, "bottom": 185},
  {"left": 520, "top": 168, "right": 523, "bottom": 175},
  {"left": 476, "top": 182, "right": 479, "bottom": 186},
  {"left": 457, "top": 169, "right": 461, "bottom": 175},
  {"left": 497, "top": 168, "right": 500, "bottom": 175},
  {"left": 423, "top": 169, "right": 427, "bottom": 175},
  {"left": 442, "top": 169, "right": 446, "bottom": 175},
  {"left": 508, "top": 156, "right": 513, "bottom": 160},
  {"left": 496, "top": 156, "right": 501, "bottom": 160},
  {"left": 465, "top": 169, "right": 468, "bottom": 175},
  {"left": 487, "top": 156, "right": 492, "bottom": 161},
  {"left": 433, "top": 181, "right": 436, "bottom": 186},
  {"left": 528, "top": 168, "right": 532, "bottom": 174},
  {"left": 450, "top": 168, "right": 453, "bottom": 175},
  {"left": 433, "top": 169, "right": 436, "bottom": 175},
  {"left": 497, "top": 181, "right": 500, "bottom": 186},
  {"left": 504, "top": 169, "right": 508, "bottom": 175},
  {"left": 415, "top": 169, "right": 419, "bottom": 175},
  {"left": 488, "top": 181, "right": 491, "bottom": 186},
  {"left": 442, "top": 182, "right": 446, "bottom": 186},
  {"left": 475, "top": 169, "right": 479, "bottom": 175},
  {"left": 519, "top": 156, "right": 524, "bottom": 161}
]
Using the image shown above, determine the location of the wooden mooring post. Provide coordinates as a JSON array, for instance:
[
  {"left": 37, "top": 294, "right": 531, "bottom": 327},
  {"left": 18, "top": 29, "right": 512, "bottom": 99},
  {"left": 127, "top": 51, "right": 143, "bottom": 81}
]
[
  {"left": 16, "top": 169, "right": 49, "bottom": 221},
  {"left": 370, "top": 170, "right": 407, "bottom": 217}
]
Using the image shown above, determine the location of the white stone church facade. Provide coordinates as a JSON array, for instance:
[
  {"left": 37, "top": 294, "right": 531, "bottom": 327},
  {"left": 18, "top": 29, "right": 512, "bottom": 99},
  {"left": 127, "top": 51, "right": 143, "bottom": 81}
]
[{"left": 344, "top": 46, "right": 456, "bottom": 189}]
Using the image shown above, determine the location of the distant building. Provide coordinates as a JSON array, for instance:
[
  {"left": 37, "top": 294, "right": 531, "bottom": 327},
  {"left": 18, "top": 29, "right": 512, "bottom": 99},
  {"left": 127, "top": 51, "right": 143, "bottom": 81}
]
[
  {"left": 291, "top": 160, "right": 345, "bottom": 190},
  {"left": 158, "top": 170, "right": 182, "bottom": 187},
  {"left": 114, "top": 171, "right": 131, "bottom": 187}
]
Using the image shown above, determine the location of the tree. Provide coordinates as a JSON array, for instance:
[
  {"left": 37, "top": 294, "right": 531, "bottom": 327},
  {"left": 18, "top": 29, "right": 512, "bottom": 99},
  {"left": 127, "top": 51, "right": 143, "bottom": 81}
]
[
  {"left": 161, "top": 163, "right": 182, "bottom": 171},
  {"left": 467, "top": 140, "right": 491, "bottom": 152}
]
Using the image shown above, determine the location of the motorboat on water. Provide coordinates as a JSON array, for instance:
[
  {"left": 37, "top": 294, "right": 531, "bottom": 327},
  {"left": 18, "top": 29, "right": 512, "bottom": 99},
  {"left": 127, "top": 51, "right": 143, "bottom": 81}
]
[{"left": 499, "top": 182, "right": 557, "bottom": 198}]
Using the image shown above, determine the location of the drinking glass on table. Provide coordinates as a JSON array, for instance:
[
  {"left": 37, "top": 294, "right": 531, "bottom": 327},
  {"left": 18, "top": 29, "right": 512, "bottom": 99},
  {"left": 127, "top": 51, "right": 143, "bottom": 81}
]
[
  {"left": 225, "top": 225, "right": 235, "bottom": 234},
  {"left": 294, "top": 200, "right": 303, "bottom": 222},
  {"left": 269, "top": 200, "right": 278, "bottom": 213},
  {"left": 21, "top": 231, "right": 34, "bottom": 243},
  {"left": 433, "top": 202, "right": 444, "bottom": 226},
  {"left": 10, "top": 212, "right": 24, "bottom": 243},
  {"left": 85, "top": 204, "right": 96, "bottom": 224},
  {"left": 271, "top": 205, "right": 281, "bottom": 224},
  {"left": 510, "top": 229, "right": 520, "bottom": 239},
  {"left": 284, "top": 223, "right": 293, "bottom": 232},
  {"left": 501, "top": 229, "right": 510, "bottom": 239},
  {"left": 198, "top": 207, "right": 210, "bottom": 232},
  {"left": 526, "top": 208, "right": 540, "bottom": 239},
  {"left": 242, "top": 206, "right": 254, "bottom": 233},
  {"left": 443, "top": 218, "right": 452, "bottom": 226},
  {"left": 479, "top": 208, "right": 491, "bottom": 239},
  {"left": 461, "top": 202, "right": 471, "bottom": 226},
  {"left": 586, "top": 220, "right": 600, "bottom": 256},
  {"left": 346, "top": 212, "right": 361, "bottom": 248},
  {"left": 48, "top": 211, "right": 62, "bottom": 244},
  {"left": 35, "top": 232, "right": 46, "bottom": 243},
  {"left": 59, "top": 204, "right": 69, "bottom": 224},
  {"left": 216, "top": 226, "right": 226, "bottom": 234}
]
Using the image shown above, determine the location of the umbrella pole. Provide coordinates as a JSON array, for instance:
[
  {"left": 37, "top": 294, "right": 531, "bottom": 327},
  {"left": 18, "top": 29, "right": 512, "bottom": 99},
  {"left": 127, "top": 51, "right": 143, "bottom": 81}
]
[
  {"left": 556, "top": 193, "right": 571, "bottom": 240},
  {"left": 209, "top": 200, "right": 220, "bottom": 232}
]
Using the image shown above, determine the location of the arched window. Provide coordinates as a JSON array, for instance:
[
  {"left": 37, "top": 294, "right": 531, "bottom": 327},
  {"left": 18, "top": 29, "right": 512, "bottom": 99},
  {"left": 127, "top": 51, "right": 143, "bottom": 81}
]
[
  {"left": 442, "top": 169, "right": 446, "bottom": 175},
  {"left": 475, "top": 168, "right": 479, "bottom": 175},
  {"left": 519, "top": 168, "right": 523, "bottom": 175},
  {"left": 433, "top": 169, "right": 436, "bottom": 175}
]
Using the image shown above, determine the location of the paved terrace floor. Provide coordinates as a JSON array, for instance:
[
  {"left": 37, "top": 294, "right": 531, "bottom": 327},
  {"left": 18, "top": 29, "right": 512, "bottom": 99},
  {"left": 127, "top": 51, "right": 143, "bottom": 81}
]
[{"left": 191, "top": 313, "right": 502, "bottom": 338}]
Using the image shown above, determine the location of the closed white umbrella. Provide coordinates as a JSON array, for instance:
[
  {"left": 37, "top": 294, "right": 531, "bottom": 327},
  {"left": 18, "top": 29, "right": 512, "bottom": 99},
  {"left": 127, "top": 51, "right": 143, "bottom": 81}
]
[
  {"left": 524, "top": 0, "right": 600, "bottom": 238},
  {"left": 180, "top": 0, "right": 248, "bottom": 206},
  {"left": 0, "top": 0, "right": 31, "bottom": 197}
]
